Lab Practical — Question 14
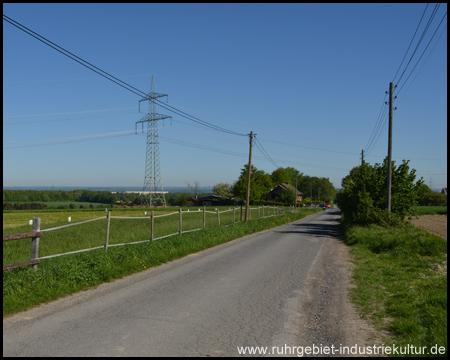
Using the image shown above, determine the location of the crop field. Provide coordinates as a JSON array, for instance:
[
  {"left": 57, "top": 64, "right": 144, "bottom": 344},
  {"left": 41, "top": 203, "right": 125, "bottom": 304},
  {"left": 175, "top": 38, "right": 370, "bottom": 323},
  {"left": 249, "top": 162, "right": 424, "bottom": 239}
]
[{"left": 3, "top": 205, "right": 282, "bottom": 266}]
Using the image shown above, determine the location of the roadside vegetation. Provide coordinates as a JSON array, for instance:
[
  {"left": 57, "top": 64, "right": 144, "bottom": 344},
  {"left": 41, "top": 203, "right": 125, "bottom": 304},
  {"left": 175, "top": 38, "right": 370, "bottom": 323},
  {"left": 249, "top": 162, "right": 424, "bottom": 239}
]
[
  {"left": 339, "top": 158, "right": 447, "bottom": 356},
  {"left": 3, "top": 206, "right": 321, "bottom": 317}
]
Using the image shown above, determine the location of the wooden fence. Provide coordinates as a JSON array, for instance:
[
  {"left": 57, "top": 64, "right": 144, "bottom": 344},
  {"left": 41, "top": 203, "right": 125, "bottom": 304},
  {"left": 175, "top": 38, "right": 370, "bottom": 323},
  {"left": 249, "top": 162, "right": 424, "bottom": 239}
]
[
  {"left": 4, "top": 205, "right": 293, "bottom": 269},
  {"left": 3, "top": 217, "right": 41, "bottom": 271}
]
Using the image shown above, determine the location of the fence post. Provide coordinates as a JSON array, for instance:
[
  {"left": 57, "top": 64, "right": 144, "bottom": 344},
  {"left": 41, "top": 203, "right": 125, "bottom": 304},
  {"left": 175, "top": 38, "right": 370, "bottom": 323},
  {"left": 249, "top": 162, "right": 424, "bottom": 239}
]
[
  {"left": 233, "top": 206, "right": 235, "bottom": 223},
  {"left": 179, "top": 208, "right": 182, "bottom": 235},
  {"left": 262, "top": 205, "right": 264, "bottom": 218},
  {"left": 203, "top": 205, "right": 206, "bottom": 229},
  {"left": 151, "top": 211, "right": 154, "bottom": 241},
  {"left": 31, "top": 217, "right": 40, "bottom": 271},
  {"left": 217, "top": 208, "right": 220, "bottom": 226},
  {"left": 105, "top": 211, "right": 111, "bottom": 252},
  {"left": 240, "top": 205, "right": 243, "bottom": 221}
]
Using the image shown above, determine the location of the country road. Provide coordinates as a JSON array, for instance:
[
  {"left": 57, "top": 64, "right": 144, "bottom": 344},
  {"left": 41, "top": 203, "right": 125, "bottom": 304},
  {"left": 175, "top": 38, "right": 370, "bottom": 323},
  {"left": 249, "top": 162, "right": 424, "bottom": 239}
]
[{"left": 3, "top": 208, "right": 375, "bottom": 357}]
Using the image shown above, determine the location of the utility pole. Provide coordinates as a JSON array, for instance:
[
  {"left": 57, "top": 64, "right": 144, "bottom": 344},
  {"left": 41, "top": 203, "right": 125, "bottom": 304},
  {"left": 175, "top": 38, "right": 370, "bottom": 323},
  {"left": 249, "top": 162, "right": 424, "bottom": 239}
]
[
  {"left": 386, "top": 82, "right": 394, "bottom": 212},
  {"left": 361, "top": 149, "right": 364, "bottom": 166},
  {"left": 295, "top": 173, "right": 298, "bottom": 209},
  {"left": 310, "top": 181, "right": 312, "bottom": 206},
  {"left": 245, "top": 131, "right": 254, "bottom": 221}
]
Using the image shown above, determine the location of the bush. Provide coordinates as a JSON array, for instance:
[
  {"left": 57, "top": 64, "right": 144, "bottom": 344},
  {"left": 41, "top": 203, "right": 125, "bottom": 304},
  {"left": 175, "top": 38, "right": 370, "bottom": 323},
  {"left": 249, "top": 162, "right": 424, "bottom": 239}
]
[{"left": 339, "top": 158, "right": 423, "bottom": 227}]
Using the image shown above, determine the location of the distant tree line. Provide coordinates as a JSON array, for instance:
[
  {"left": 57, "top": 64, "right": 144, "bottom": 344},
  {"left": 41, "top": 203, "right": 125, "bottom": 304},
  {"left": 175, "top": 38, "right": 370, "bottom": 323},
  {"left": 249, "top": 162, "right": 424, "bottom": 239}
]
[
  {"left": 3, "top": 202, "right": 49, "bottom": 210},
  {"left": 232, "top": 164, "right": 336, "bottom": 205},
  {"left": 3, "top": 189, "right": 118, "bottom": 204},
  {"left": 3, "top": 165, "right": 338, "bottom": 210}
]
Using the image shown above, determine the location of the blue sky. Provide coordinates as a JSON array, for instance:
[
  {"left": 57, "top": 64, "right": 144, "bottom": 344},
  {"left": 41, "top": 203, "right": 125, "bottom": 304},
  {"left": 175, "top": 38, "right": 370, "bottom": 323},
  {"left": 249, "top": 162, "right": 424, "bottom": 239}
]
[{"left": 3, "top": 3, "right": 447, "bottom": 191}]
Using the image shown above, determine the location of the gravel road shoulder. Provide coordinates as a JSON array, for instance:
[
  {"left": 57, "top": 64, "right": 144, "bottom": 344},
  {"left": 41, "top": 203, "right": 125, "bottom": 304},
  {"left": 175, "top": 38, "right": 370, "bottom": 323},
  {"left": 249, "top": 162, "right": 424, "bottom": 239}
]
[{"left": 297, "top": 231, "right": 380, "bottom": 356}]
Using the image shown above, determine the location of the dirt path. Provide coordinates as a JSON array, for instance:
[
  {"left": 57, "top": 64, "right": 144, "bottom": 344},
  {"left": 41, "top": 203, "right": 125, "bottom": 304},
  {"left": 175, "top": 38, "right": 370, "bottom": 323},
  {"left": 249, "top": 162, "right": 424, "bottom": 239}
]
[{"left": 410, "top": 214, "right": 447, "bottom": 240}]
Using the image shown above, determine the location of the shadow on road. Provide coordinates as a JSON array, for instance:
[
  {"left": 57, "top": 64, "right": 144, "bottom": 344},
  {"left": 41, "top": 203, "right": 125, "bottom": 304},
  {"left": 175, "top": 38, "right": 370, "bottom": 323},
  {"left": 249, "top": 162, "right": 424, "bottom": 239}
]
[{"left": 274, "top": 211, "right": 341, "bottom": 239}]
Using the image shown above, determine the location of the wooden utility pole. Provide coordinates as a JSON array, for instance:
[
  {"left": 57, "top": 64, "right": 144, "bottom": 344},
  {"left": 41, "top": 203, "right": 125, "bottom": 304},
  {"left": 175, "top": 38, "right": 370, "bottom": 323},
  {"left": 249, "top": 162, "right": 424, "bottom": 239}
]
[
  {"left": 295, "top": 173, "right": 298, "bottom": 209},
  {"left": 245, "top": 131, "right": 254, "bottom": 221},
  {"left": 386, "top": 82, "right": 393, "bottom": 212},
  {"left": 361, "top": 149, "right": 364, "bottom": 166}
]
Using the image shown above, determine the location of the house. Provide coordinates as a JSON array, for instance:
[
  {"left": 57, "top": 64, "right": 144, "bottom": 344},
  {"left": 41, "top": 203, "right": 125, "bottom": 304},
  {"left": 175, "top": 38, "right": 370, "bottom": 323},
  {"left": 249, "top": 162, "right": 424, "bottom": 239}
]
[
  {"left": 190, "top": 195, "right": 234, "bottom": 207},
  {"left": 267, "top": 183, "right": 303, "bottom": 203}
]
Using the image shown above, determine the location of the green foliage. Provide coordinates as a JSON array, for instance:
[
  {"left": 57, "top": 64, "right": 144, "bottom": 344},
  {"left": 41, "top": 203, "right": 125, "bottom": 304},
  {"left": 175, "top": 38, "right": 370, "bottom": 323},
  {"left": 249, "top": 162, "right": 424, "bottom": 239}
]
[
  {"left": 339, "top": 158, "right": 424, "bottom": 226},
  {"left": 232, "top": 164, "right": 335, "bottom": 205},
  {"left": 279, "top": 187, "right": 296, "bottom": 205},
  {"left": 3, "top": 202, "right": 48, "bottom": 210},
  {"left": 271, "top": 167, "right": 291, "bottom": 185},
  {"left": 3, "top": 189, "right": 119, "bottom": 204},
  {"left": 298, "top": 175, "right": 336, "bottom": 203},
  {"left": 418, "top": 191, "right": 447, "bottom": 206},
  {"left": 212, "top": 182, "right": 233, "bottom": 198},
  {"left": 232, "top": 165, "right": 273, "bottom": 203}
]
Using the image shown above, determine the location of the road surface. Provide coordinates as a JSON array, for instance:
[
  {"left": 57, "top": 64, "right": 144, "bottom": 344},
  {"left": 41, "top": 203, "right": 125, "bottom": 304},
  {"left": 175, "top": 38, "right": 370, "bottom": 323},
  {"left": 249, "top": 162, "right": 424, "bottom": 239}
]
[{"left": 3, "top": 208, "right": 374, "bottom": 356}]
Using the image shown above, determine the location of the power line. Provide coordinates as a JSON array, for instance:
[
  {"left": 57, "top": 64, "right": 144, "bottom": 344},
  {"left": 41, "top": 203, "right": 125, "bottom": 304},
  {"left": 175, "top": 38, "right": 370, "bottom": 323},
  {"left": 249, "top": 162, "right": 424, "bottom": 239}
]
[
  {"left": 155, "top": 99, "right": 247, "bottom": 137},
  {"left": 3, "top": 14, "right": 246, "bottom": 138},
  {"left": 395, "top": 3, "right": 441, "bottom": 88},
  {"left": 392, "top": 3, "right": 430, "bottom": 84},
  {"left": 3, "top": 15, "right": 147, "bottom": 98},
  {"left": 396, "top": 23, "right": 447, "bottom": 106},
  {"left": 363, "top": 91, "right": 389, "bottom": 155},
  {"left": 254, "top": 136, "right": 279, "bottom": 169},
  {"left": 3, "top": 106, "right": 136, "bottom": 119},
  {"left": 365, "top": 5, "right": 446, "bottom": 158},
  {"left": 3, "top": 130, "right": 136, "bottom": 149},
  {"left": 163, "top": 102, "right": 337, "bottom": 144},
  {"left": 4, "top": 111, "right": 136, "bottom": 126},
  {"left": 396, "top": 10, "right": 447, "bottom": 97}
]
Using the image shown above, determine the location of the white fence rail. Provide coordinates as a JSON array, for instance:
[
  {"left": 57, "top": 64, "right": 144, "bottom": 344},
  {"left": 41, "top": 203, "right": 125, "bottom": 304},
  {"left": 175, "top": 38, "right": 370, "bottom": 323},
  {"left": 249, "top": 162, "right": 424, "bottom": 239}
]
[{"left": 6, "top": 205, "right": 294, "bottom": 264}]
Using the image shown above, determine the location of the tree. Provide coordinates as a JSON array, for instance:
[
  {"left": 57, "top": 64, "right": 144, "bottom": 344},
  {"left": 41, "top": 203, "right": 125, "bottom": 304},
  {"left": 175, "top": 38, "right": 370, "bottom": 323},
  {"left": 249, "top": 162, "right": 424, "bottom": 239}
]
[
  {"left": 186, "top": 181, "right": 200, "bottom": 201},
  {"left": 212, "top": 183, "right": 233, "bottom": 198},
  {"left": 232, "top": 164, "right": 273, "bottom": 203},
  {"left": 271, "top": 168, "right": 290, "bottom": 185},
  {"left": 339, "top": 158, "right": 424, "bottom": 226},
  {"left": 279, "top": 187, "right": 296, "bottom": 205}
]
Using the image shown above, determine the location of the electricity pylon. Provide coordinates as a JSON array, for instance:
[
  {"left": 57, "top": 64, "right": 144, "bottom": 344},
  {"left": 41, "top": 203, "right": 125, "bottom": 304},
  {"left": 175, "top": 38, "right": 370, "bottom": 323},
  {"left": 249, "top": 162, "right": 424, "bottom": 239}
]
[{"left": 135, "top": 75, "right": 171, "bottom": 207}]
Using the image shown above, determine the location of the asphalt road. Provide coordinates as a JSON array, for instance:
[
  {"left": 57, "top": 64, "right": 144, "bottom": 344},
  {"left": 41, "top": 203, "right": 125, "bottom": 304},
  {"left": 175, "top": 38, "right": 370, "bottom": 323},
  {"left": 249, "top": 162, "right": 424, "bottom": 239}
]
[{"left": 3, "top": 208, "right": 349, "bottom": 357}]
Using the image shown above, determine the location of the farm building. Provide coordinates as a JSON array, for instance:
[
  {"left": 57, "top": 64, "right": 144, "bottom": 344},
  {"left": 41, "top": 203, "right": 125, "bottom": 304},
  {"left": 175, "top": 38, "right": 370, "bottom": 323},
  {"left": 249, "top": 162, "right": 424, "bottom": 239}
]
[
  {"left": 190, "top": 195, "right": 234, "bottom": 207},
  {"left": 267, "top": 183, "right": 304, "bottom": 203}
]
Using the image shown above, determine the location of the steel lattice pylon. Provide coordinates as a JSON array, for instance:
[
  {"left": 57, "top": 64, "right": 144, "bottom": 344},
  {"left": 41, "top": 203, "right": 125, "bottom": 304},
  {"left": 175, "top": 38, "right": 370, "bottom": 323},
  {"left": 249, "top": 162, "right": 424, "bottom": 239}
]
[{"left": 136, "top": 76, "right": 171, "bottom": 207}]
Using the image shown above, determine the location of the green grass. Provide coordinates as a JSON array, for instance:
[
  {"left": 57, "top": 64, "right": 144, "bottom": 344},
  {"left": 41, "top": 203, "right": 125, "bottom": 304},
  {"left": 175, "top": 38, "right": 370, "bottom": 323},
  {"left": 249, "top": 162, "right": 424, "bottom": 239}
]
[
  {"left": 342, "top": 221, "right": 447, "bottom": 357},
  {"left": 3, "top": 207, "right": 321, "bottom": 316},
  {"left": 415, "top": 206, "right": 447, "bottom": 216}
]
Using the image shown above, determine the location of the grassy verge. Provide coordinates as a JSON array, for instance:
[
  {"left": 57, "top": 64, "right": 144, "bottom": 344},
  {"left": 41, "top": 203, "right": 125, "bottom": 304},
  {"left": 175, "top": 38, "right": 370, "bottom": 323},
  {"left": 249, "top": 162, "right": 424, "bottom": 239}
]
[
  {"left": 3, "top": 208, "right": 321, "bottom": 317},
  {"left": 342, "top": 220, "right": 447, "bottom": 357}
]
